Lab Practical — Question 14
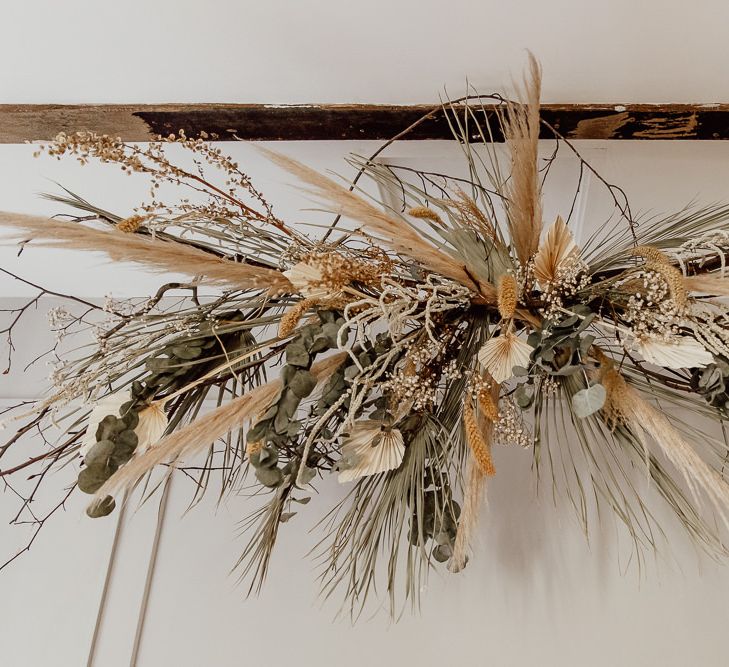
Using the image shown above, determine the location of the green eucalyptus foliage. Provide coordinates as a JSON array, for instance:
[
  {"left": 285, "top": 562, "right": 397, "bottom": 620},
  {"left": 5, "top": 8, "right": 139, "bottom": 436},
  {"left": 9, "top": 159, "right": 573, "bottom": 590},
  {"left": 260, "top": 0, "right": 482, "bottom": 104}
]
[
  {"left": 79, "top": 310, "right": 258, "bottom": 515},
  {"left": 526, "top": 307, "right": 596, "bottom": 378},
  {"left": 247, "top": 310, "right": 346, "bottom": 487},
  {"left": 408, "top": 469, "right": 461, "bottom": 563}
]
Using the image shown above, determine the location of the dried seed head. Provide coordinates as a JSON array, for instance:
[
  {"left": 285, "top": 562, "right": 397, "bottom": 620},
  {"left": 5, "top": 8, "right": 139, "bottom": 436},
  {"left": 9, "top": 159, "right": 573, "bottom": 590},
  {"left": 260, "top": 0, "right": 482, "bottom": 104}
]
[
  {"left": 463, "top": 400, "right": 496, "bottom": 476},
  {"left": 477, "top": 389, "right": 500, "bottom": 422},
  {"left": 407, "top": 206, "right": 443, "bottom": 226},
  {"left": 497, "top": 273, "right": 518, "bottom": 319},
  {"left": 117, "top": 214, "right": 148, "bottom": 233},
  {"left": 645, "top": 260, "right": 688, "bottom": 310},
  {"left": 631, "top": 245, "right": 669, "bottom": 264},
  {"left": 278, "top": 298, "right": 318, "bottom": 338}
]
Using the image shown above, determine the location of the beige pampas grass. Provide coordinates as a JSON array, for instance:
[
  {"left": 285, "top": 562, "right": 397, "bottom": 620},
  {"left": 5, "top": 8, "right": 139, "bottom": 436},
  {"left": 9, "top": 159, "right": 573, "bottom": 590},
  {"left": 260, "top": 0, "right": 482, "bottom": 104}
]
[
  {"left": 503, "top": 53, "right": 543, "bottom": 266},
  {"left": 684, "top": 273, "right": 729, "bottom": 296},
  {"left": 93, "top": 352, "right": 347, "bottom": 501},
  {"left": 497, "top": 274, "right": 518, "bottom": 319},
  {"left": 533, "top": 216, "right": 579, "bottom": 285},
  {"left": 448, "top": 461, "right": 486, "bottom": 573},
  {"left": 0, "top": 211, "right": 293, "bottom": 294},
  {"left": 603, "top": 365, "right": 729, "bottom": 524},
  {"left": 258, "top": 147, "right": 497, "bottom": 303}
]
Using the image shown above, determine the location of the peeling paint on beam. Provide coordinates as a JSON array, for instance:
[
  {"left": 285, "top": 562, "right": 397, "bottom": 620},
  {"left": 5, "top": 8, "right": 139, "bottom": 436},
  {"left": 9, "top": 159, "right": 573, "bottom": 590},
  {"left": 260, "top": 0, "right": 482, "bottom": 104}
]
[{"left": 1, "top": 103, "right": 729, "bottom": 143}]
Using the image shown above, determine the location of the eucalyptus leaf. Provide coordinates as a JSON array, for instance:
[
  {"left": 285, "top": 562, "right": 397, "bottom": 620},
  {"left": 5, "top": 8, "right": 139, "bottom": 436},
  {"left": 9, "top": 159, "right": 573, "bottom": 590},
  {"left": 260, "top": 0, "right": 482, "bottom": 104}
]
[
  {"left": 86, "top": 495, "right": 116, "bottom": 518},
  {"left": 572, "top": 383, "right": 606, "bottom": 418},
  {"left": 289, "top": 369, "right": 316, "bottom": 398},
  {"left": 285, "top": 342, "right": 309, "bottom": 367},
  {"left": 255, "top": 466, "right": 283, "bottom": 488}
]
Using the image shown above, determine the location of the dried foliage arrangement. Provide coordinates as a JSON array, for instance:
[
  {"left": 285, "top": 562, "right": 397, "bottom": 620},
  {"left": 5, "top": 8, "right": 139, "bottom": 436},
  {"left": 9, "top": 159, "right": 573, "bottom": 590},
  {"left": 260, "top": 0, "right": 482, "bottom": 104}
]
[{"left": 3, "top": 56, "right": 729, "bottom": 617}]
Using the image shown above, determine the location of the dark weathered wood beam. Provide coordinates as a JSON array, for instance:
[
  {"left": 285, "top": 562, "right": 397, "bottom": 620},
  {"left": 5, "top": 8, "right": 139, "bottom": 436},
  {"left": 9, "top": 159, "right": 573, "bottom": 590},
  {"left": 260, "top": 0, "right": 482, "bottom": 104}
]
[{"left": 0, "top": 103, "right": 727, "bottom": 143}]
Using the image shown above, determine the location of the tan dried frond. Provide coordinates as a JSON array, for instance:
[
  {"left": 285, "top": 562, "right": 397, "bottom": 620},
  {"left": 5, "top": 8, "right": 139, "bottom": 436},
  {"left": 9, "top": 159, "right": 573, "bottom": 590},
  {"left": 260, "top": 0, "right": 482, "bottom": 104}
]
[
  {"left": 463, "top": 400, "right": 496, "bottom": 476},
  {"left": 259, "top": 147, "right": 496, "bottom": 303},
  {"left": 684, "top": 273, "right": 729, "bottom": 296},
  {"left": 407, "top": 206, "right": 444, "bottom": 226},
  {"left": 533, "top": 216, "right": 579, "bottom": 285},
  {"left": 497, "top": 273, "right": 518, "bottom": 319},
  {"left": 117, "top": 214, "right": 148, "bottom": 233},
  {"left": 0, "top": 212, "right": 293, "bottom": 294},
  {"left": 503, "top": 53, "right": 543, "bottom": 266},
  {"left": 645, "top": 260, "right": 688, "bottom": 309},
  {"left": 278, "top": 298, "right": 318, "bottom": 338},
  {"left": 94, "top": 352, "right": 347, "bottom": 500}
]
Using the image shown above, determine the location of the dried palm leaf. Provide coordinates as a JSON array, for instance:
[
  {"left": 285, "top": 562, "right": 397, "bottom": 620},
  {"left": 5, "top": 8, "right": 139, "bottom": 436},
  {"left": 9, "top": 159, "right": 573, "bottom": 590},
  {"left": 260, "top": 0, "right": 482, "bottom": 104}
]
[
  {"left": 635, "top": 336, "right": 714, "bottom": 369},
  {"left": 337, "top": 422, "right": 405, "bottom": 482},
  {"left": 533, "top": 215, "right": 579, "bottom": 285},
  {"left": 478, "top": 331, "right": 533, "bottom": 383}
]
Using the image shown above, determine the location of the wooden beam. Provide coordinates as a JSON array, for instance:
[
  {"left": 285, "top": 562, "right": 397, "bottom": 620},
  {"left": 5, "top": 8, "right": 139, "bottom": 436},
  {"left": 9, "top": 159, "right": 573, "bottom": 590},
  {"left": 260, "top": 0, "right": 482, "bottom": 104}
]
[{"left": 0, "top": 103, "right": 728, "bottom": 143}]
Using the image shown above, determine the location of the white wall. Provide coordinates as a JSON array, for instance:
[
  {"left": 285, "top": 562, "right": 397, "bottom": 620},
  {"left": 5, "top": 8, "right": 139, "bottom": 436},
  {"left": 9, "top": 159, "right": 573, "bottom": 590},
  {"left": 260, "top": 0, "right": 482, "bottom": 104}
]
[{"left": 1, "top": 0, "right": 729, "bottom": 105}]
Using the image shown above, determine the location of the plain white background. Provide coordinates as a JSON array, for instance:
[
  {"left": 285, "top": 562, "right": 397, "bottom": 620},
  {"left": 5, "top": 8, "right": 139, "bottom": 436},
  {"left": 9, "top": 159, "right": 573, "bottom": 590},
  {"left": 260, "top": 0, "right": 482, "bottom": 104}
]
[{"left": 2, "top": 2, "right": 729, "bottom": 666}]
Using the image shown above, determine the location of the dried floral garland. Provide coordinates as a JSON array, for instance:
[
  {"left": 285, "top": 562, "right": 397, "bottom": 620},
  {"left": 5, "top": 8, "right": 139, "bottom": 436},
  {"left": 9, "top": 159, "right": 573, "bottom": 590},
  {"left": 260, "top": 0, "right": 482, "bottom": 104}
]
[{"left": 3, "top": 56, "right": 729, "bottom": 617}]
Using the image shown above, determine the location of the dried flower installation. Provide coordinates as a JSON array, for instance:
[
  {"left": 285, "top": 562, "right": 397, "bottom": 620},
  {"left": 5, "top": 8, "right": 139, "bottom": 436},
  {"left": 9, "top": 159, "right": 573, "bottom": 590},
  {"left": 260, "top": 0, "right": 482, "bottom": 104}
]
[{"left": 3, "top": 55, "right": 729, "bottom": 617}]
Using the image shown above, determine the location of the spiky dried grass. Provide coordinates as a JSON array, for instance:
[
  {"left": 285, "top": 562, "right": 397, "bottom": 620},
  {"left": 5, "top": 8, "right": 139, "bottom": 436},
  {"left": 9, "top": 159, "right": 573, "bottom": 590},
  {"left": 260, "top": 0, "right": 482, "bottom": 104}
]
[
  {"left": 497, "top": 274, "right": 518, "bottom": 319},
  {"left": 450, "top": 383, "right": 500, "bottom": 572},
  {"left": 0, "top": 211, "right": 293, "bottom": 293},
  {"left": 502, "top": 53, "right": 543, "bottom": 266}
]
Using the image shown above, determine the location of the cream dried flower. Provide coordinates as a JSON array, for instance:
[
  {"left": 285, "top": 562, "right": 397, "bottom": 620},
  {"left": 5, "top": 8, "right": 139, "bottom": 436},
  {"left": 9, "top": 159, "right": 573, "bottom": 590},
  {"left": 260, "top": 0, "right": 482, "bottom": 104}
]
[
  {"left": 338, "top": 421, "right": 405, "bottom": 483},
  {"left": 477, "top": 331, "right": 533, "bottom": 383}
]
